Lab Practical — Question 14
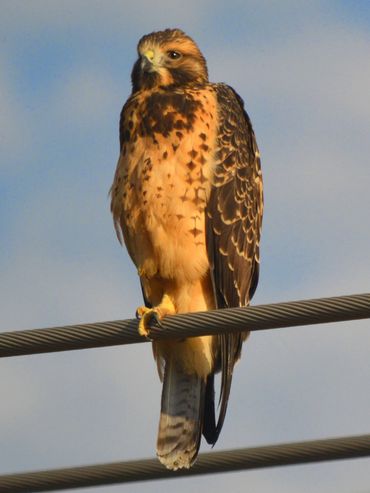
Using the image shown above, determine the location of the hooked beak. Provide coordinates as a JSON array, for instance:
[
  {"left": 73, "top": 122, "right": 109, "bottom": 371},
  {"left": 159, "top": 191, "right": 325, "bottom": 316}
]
[{"left": 141, "top": 49, "right": 156, "bottom": 72}]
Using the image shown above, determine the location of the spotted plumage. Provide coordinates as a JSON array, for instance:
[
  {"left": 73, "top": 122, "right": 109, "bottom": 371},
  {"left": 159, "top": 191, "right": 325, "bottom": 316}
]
[{"left": 110, "top": 28, "right": 263, "bottom": 470}]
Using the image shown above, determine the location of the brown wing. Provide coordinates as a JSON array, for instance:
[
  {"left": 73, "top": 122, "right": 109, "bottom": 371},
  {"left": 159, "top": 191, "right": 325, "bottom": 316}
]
[{"left": 204, "top": 83, "right": 263, "bottom": 441}]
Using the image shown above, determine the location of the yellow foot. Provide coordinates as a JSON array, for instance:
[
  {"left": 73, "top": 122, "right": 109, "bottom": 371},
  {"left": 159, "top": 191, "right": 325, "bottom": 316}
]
[
  {"left": 136, "top": 294, "right": 176, "bottom": 338},
  {"left": 136, "top": 307, "right": 161, "bottom": 337}
]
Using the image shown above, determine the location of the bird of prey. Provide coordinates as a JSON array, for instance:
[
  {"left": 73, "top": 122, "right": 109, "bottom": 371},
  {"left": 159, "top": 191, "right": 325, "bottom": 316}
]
[{"left": 110, "top": 28, "right": 263, "bottom": 470}]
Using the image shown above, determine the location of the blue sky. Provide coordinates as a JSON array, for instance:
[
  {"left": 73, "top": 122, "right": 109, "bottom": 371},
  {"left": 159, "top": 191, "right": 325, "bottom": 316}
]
[{"left": 1, "top": 1, "right": 369, "bottom": 492}]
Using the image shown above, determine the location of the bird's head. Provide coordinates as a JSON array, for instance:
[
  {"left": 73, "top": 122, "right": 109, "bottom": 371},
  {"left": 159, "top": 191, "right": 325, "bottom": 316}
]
[{"left": 131, "top": 29, "right": 208, "bottom": 92}]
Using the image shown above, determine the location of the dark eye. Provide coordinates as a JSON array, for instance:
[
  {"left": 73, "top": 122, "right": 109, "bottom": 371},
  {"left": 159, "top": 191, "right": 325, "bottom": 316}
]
[{"left": 167, "top": 50, "right": 182, "bottom": 60}]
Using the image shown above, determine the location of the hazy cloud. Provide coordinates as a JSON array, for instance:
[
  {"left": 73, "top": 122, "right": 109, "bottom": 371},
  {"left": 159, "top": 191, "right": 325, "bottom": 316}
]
[{"left": 1, "top": 2, "right": 369, "bottom": 492}]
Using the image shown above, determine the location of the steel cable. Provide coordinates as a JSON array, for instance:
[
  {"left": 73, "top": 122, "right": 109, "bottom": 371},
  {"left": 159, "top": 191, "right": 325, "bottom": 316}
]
[
  {"left": 0, "top": 293, "right": 369, "bottom": 358},
  {"left": 0, "top": 434, "right": 369, "bottom": 492}
]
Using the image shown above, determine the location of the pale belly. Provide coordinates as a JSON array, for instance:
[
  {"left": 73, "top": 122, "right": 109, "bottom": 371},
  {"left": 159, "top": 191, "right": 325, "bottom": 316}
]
[
  {"left": 122, "top": 145, "right": 217, "bottom": 377},
  {"left": 119, "top": 137, "right": 214, "bottom": 285}
]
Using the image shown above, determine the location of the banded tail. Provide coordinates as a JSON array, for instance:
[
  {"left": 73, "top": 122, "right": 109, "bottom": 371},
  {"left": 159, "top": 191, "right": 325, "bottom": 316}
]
[{"left": 156, "top": 359, "right": 207, "bottom": 470}]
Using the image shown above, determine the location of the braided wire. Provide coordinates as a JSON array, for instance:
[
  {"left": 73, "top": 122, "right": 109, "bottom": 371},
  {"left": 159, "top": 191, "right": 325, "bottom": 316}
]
[
  {"left": 0, "top": 293, "right": 369, "bottom": 358},
  {"left": 0, "top": 434, "right": 369, "bottom": 492}
]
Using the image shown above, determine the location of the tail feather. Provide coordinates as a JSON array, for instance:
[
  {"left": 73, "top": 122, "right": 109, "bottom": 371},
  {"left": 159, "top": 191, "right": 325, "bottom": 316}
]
[
  {"left": 202, "top": 373, "right": 218, "bottom": 445},
  {"left": 157, "top": 360, "right": 205, "bottom": 470}
]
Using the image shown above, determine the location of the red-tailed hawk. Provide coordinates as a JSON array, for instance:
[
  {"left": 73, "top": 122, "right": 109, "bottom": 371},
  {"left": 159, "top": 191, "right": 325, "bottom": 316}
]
[{"left": 111, "top": 28, "right": 263, "bottom": 470}]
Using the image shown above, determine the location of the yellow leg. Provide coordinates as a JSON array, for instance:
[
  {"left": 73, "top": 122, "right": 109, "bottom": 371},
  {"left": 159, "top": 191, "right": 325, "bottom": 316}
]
[{"left": 136, "top": 294, "right": 176, "bottom": 337}]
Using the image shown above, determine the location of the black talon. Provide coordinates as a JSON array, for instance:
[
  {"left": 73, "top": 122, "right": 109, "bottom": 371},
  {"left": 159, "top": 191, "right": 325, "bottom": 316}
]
[
  {"left": 149, "top": 311, "right": 163, "bottom": 329},
  {"left": 135, "top": 309, "right": 142, "bottom": 320}
]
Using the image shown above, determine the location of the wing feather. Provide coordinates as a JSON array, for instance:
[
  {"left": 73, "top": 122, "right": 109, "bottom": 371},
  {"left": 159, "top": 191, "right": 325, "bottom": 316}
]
[{"left": 206, "top": 83, "right": 263, "bottom": 439}]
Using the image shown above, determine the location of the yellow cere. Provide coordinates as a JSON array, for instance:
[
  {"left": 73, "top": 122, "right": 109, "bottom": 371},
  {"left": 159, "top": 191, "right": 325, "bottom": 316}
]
[{"left": 143, "top": 49, "right": 154, "bottom": 61}]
